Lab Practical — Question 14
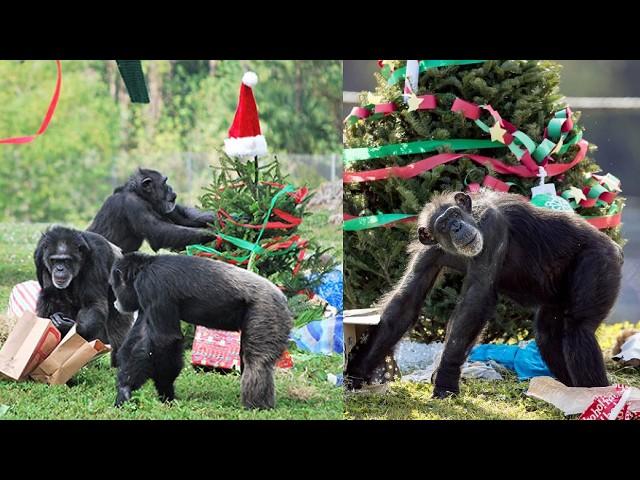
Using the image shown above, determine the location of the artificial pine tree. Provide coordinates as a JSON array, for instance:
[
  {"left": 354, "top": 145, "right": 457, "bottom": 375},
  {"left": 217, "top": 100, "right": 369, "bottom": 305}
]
[{"left": 344, "top": 60, "right": 624, "bottom": 343}]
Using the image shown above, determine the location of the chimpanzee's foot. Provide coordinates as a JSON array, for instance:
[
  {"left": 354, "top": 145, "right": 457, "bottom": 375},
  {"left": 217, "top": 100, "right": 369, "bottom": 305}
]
[{"left": 156, "top": 385, "right": 176, "bottom": 403}]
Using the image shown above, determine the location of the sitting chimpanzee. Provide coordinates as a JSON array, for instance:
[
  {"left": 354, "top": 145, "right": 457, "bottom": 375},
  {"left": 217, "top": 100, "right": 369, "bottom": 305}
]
[
  {"left": 34, "top": 226, "right": 134, "bottom": 366},
  {"left": 87, "top": 168, "right": 216, "bottom": 253},
  {"left": 345, "top": 190, "right": 624, "bottom": 398},
  {"left": 109, "top": 252, "right": 293, "bottom": 409}
]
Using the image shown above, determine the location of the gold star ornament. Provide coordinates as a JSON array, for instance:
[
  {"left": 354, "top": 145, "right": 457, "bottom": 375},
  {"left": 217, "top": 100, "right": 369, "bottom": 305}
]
[
  {"left": 407, "top": 92, "right": 423, "bottom": 112},
  {"left": 567, "top": 186, "right": 587, "bottom": 203},
  {"left": 489, "top": 121, "right": 507, "bottom": 143}
]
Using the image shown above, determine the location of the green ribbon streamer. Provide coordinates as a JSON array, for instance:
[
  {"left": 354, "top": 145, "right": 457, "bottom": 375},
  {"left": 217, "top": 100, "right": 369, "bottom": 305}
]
[
  {"left": 387, "top": 60, "right": 486, "bottom": 86},
  {"left": 343, "top": 213, "right": 416, "bottom": 231},
  {"left": 345, "top": 207, "right": 622, "bottom": 231},
  {"left": 344, "top": 138, "right": 502, "bottom": 164},
  {"left": 186, "top": 184, "right": 296, "bottom": 265}
]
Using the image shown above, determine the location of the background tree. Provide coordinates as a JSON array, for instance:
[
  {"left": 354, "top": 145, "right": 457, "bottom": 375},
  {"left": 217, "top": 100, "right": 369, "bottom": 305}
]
[{"left": 0, "top": 60, "right": 342, "bottom": 222}]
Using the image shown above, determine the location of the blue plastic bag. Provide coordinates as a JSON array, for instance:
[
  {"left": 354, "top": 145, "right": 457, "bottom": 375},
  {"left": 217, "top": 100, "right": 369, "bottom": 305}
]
[{"left": 469, "top": 341, "right": 553, "bottom": 380}]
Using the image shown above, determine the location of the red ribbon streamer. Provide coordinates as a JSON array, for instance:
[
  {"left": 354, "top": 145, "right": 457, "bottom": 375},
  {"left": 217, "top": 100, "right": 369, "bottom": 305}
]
[
  {"left": 451, "top": 98, "right": 481, "bottom": 120},
  {"left": 584, "top": 213, "right": 622, "bottom": 229},
  {"left": 482, "top": 175, "right": 510, "bottom": 192},
  {"left": 344, "top": 140, "right": 588, "bottom": 183},
  {"left": 217, "top": 207, "right": 302, "bottom": 230},
  {"left": 0, "top": 60, "right": 62, "bottom": 145}
]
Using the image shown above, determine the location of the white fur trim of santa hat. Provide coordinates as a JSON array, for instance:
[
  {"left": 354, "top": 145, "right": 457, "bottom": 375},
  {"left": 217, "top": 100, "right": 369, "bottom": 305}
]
[
  {"left": 242, "top": 71, "right": 258, "bottom": 87},
  {"left": 224, "top": 134, "right": 268, "bottom": 159}
]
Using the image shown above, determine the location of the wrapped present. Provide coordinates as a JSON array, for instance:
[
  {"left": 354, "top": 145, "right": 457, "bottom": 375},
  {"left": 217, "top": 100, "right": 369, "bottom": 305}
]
[
  {"left": 191, "top": 326, "right": 292, "bottom": 371},
  {"left": 7, "top": 280, "right": 40, "bottom": 319}
]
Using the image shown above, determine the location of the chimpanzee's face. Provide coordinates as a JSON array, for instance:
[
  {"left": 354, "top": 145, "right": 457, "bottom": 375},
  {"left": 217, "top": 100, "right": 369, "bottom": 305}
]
[
  {"left": 137, "top": 169, "right": 178, "bottom": 215},
  {"left": 42, "top": 238, "right": 86, "bottom": 289},
  {"left": 109, "top": 267, "right": 140, "bottom": 313},
  {"left": 418, "top": 193, "right": 484, "bottom": 257}
]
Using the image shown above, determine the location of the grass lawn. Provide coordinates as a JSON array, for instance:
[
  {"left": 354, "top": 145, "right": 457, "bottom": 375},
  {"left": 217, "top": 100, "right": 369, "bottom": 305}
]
[
  {"left": 345, "top": 322, "right": 640, "bottom": 420},
  {"left": 0, "top": 217, "right": 343, "bottom": 420}
]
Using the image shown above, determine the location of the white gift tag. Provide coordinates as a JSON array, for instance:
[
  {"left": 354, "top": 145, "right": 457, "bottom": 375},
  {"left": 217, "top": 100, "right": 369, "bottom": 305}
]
[{"left": 531, "top": 166, "right": 556, "bottom": 197}]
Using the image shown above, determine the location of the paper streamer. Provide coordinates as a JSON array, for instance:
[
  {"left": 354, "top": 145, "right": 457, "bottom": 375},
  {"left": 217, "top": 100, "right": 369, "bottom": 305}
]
[
  {"left": 387, "top": 60, "right": 486, "bottom": 86},
  {"left": 344, "top": 140, "right": 588, "bottom": 183},
  {"left": 344, "top": 138, "right": 502, "bottom": 164},
  {"left": 1, "top": 60, "right": 62, "bottom": 145},
  {"left": 343, "top": 213, "right": 417, "bottom": 231},
  {"left": 218, "top": 207, "right": 302, "bottom": 230},
  {"left": 187, "top": 184, "right": 295, "bottom": 264}
]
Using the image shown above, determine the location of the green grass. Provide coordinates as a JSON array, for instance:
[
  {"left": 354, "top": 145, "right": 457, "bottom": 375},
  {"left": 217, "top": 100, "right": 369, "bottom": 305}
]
[
  {"left": 346, "top": 322, "right": 640, "bottom": 420},
  {"left": 0, "top": 350, "right": 342, "bottom": 420},
  {"left": 0, "top": 220, "right": 343, "bottom": 420}
]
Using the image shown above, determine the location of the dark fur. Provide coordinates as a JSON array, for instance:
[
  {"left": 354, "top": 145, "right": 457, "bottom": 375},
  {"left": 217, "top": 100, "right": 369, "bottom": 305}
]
[
  {"left": 345, "top": 190, "right": 624, "bottom": 397},
  {"left": 87, "top": 168, "right": 216, "bottom": 253},
  {"left": 34, "top": 226, "right": 134, "bottom": 366},
  {"left": 110, "top": 253, "right": 293, "bottom": 409}
]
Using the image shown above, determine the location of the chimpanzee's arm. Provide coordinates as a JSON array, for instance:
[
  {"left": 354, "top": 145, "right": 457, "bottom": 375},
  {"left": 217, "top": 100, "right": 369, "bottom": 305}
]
[
  {"left": 127, "top": 201, "right": 215, "bottom": 252},
  {"left": 76, "top": 299, "right": 109, "bottom": 343},
  {"left": 346, "top": 243, "right": 462, "bottom": 386},
  {"left": 166, "top": 204, "right": 216, "bottom": 228},
  {"left": 433, "top": 212, "right": 509, "bottom": 398}
]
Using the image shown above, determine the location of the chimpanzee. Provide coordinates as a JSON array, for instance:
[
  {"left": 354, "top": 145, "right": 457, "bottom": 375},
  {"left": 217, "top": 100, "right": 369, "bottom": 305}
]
[
  {"left": 109, "top": 252, "right": 293, "bottom": 409},
  {"left": 345, "top": 190, "right": 624, "bottom": 398},
  {"left": 87, "top": 168, "right": 216, "bottom": 253},
  {"left": 34, "top": 226, "right": 134, "bottom": 366}
]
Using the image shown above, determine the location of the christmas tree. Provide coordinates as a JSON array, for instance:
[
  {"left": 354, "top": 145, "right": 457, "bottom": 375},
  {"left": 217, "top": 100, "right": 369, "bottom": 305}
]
[
  {"left": 344, "top": 60, "right": 624, "bottom": 342},
  {"left": 186, "top": 71, "right": 336, "bottom": 329}
]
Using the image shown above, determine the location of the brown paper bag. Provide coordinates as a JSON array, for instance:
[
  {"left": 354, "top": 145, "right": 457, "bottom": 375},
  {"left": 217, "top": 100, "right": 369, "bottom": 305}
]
[
  {"left": 0, "top": 312, "right": 61, "bottom": 381},
  {"left": 30, "top": 325, "right": 111, "bottom": 385}
]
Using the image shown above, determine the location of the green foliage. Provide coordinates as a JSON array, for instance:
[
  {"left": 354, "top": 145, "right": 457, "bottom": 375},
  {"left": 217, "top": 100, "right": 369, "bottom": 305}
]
[
  {"left": 0, "top": 61, "right": 118, "bottom": 222},
  {"left": 344, "top": 60, "right": 624, "bottom": 343},
  {"left": 196, "top": 153, "right": 337, "bottom": 325},
  {"left": 0, "top": 60, "right": 342, "bottom": 223}
]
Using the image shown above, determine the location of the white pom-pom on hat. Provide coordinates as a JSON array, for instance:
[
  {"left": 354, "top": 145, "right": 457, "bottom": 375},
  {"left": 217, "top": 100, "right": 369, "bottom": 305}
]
[{"left": 242, "top": 71, "right": 258, "bottom": 87}]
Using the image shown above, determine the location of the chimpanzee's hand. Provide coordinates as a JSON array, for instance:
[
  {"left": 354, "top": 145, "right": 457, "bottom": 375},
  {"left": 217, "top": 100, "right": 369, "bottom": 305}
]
[{"left": 50, "top": 312, "right": 76, "bottom": 338}]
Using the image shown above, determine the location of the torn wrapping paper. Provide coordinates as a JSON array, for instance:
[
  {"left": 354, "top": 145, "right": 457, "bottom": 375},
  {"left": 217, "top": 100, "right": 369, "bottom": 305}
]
[
  {"left": 526, "top": 376, "right": 640, "bottom": 419},
  {"left": 291, "top": 309, "right": 343, "bottom": 355},
  {"left": 395, "top": 340, "right": 504, "bottom": 383},
  {"left": 612, "top": 332, "right": 640, "bottom": 366}
]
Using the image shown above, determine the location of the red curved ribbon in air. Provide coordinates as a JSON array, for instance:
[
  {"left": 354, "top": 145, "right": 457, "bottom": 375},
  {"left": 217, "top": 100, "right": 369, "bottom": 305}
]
[{"left": 1, "top": 60, "right": 62, "bottom": 145}]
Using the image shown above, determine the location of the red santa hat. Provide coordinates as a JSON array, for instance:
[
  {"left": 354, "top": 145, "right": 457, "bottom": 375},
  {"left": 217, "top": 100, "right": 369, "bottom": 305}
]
[{"left": 224, "top": 71, "right": 268, "bottom": 159}]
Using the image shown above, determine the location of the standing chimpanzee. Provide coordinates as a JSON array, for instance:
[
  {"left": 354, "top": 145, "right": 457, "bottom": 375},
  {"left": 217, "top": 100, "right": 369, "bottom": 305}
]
[
  {"left": 345, "top": 190, "right": 624, "bottom": 398},
  {"left": 109, "top": 252, "right": 293, "bottom": 409},
  {"left": 34, "top": 226, "right": 134, "bottom": 366},
  {"left": 87, "top": 168, "right": 216, "bottom": 253}
]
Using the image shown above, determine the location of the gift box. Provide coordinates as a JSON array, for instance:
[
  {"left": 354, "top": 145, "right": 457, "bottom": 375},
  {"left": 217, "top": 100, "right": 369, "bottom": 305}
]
[
  {"left": 191, "top": 326, "right": 292, "bottom": 371},
  {"left": 0, "top": 311, "right": 61, "bottom": 380}
]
